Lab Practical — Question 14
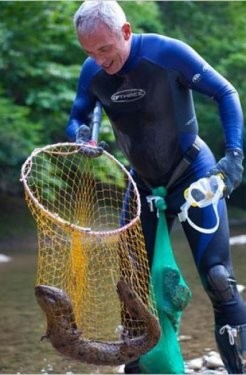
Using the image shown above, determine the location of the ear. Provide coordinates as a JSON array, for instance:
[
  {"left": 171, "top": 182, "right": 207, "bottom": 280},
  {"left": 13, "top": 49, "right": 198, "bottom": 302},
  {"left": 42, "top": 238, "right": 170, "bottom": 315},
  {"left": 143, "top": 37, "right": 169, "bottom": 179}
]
[{"left": 122, "top": 22, "right": 132, "bottom": 41}]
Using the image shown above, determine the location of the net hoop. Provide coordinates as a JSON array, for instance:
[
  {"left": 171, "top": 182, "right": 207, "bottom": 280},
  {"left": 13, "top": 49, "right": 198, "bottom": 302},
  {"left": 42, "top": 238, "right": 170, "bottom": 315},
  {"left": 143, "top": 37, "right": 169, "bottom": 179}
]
[{"left": 20, "top": 142, "right": 141, "bottom": 237}]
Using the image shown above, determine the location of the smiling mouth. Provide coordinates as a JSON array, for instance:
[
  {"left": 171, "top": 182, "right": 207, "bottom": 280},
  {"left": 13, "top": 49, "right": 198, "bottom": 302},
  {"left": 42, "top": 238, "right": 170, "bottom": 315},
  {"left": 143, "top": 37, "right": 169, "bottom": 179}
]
[{"left": 103, "top": 61, "right": 113, "bottom": 70}]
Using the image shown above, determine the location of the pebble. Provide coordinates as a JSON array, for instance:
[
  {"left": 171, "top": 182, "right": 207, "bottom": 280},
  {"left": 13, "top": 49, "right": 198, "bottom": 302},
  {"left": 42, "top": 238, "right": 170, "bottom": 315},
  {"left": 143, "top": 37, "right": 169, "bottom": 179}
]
[
  {"left": 229, "top": 234, "right": 246, "bottom": 245},
  {"left": 186, "top": 357, "right": 203, "bottom": 371},
  {"left": 185, "top": 350, "right": 226, "bottom": 374},
  {"left": 237, "top": 284, "right": 246, "bottom": 293},
  {"left": 0, "top": 253, "right": 11, "bottom": 263},
  {"left": 203, "top": 351, "right": 224, "bottom": 369},
  {"left": 179, "top": 334, "right": 193, "bottom": 342}
]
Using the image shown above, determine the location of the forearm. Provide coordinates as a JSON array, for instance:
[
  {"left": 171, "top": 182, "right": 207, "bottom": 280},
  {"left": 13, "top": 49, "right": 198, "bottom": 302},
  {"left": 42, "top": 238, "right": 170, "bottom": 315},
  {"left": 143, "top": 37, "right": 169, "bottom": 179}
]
[
  {"left": 215, "top": 85, "right": 244, "bottom": 151},
  {"left": 66, "top": 119, "right": 80, "bottom": 141},
  {"left": 66, "top": 95, "right": 95, "bottom": 141},
  {"left": 66, "top": 60, "right": 98, "bottom": 141}
]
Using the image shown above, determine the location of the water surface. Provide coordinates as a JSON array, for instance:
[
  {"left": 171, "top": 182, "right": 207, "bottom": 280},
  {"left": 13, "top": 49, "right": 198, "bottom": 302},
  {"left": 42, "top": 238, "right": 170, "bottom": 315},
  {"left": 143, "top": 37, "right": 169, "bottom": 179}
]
[{"left": 0, "top": 200, "right": 245, "bottom": 373}]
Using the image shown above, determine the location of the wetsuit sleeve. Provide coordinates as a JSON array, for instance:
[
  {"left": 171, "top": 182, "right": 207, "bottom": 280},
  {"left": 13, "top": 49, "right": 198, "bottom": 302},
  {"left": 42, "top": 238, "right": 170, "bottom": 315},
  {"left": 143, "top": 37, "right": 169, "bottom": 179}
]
[
  {"left": 165, "top": 38, "right": 244, "bottom": 151},
  {"left": 66, "top": 59, "right": 98, "bottom": 141}
]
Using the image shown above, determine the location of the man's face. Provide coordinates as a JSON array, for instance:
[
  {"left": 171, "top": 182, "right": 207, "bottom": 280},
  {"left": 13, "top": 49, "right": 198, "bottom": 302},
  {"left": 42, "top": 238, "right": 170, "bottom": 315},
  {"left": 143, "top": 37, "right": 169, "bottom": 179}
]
[{"left": 78, "top": 22, "right": 132, "bottom": 75}]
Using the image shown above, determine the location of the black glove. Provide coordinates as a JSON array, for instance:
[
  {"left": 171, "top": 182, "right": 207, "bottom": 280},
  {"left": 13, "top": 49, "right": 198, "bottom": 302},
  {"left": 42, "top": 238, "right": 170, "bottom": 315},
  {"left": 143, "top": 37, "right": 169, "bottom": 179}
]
[
  {"left": 207, "top": 149, "right": 244, "bottom": 197},
  {"left": 77, "top": 143, "right": 103, "bottom": 158},
  {"left": 76, "top": 124, "right": 91, "bottom": 144},
  {"left": 76, "top": 124, "right": 107, "bottom": 158}
]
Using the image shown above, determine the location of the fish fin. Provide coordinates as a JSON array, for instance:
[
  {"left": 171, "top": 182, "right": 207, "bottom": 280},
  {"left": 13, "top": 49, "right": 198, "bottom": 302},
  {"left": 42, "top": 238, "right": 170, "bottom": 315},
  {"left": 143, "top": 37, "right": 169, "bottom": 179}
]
[{"left": 40, "top": 333, "right": 49, "bottom": 342}]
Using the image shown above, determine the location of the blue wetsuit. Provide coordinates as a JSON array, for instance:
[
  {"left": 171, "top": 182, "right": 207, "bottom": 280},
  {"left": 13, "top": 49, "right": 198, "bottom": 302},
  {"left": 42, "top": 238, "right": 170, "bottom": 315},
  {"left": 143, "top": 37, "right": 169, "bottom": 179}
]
[{"left": 67, "top": 34, "right": 246, "bottom": 373}]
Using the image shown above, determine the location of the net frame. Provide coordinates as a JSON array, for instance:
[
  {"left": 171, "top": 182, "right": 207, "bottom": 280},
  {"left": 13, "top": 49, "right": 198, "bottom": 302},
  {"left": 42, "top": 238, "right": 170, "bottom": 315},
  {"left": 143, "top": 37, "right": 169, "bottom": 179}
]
[
  {"left": 21, "top": 142, "right": 141, "bottom": 236},
  {"left": 20, "top": 142, "right": 157, "bottom": 344}
]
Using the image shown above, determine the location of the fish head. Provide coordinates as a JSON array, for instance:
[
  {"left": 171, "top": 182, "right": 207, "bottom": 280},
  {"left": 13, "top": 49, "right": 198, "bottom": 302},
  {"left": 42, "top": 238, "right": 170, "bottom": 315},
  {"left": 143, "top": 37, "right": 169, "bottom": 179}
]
[
  {"left": 35, "top": 285, "right": 72, "bottom": 317},
  {"left": 35, "top": 285, "right": 77, "bottom": 332}
]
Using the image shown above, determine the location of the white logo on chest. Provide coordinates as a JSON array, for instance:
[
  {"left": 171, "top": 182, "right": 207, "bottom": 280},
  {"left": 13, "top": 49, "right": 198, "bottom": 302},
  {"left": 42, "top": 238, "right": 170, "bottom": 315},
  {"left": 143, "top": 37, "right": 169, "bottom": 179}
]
[{"left": 111, "top": 89, "right": 146, "bottom": 103}]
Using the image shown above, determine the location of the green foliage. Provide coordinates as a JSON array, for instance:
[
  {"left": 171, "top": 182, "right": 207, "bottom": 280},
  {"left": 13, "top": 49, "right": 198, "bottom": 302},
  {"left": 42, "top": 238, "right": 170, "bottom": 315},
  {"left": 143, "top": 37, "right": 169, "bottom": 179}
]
[
  {"left": 0, "top": 1, "right": 164, "bottom": 194},
  {"left": 0, "top": 1, "right": 245, "bottom": 200},
  {"left": 0, "top": 1, "right": 81, "bottom": 193},
  {"left": 0, "top": 90, "right": 42, "bottom": 193},
  {"left": 120, "top": 1, "right": 164, "bottom": 34},
  {"left": 0, "top": 1, "right": 82, "bottom": 143}
]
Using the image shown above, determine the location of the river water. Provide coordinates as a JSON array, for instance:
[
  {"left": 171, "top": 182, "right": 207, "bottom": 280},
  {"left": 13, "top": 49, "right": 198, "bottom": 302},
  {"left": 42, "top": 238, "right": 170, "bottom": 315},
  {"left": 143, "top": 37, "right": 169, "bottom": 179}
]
[{"left": 0, "top": 210, "right": 245, "bottom": 374}]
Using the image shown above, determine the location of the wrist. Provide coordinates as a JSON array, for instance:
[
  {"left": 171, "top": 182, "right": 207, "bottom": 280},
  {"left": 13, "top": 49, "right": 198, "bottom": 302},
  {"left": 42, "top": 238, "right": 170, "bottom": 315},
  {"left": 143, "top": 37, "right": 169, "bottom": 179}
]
[{"left": 225, "top": 148, "right": 244, "bottom": 159}]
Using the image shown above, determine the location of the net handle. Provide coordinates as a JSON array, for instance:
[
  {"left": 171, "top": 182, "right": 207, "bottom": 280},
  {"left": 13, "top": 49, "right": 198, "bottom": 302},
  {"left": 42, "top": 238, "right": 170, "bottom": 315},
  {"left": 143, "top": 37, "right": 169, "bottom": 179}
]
[
  {"left": 91, "top": 101, "right": 102, "bottom": 143},
  {"left": 20, "top": 142, "right": 141, "bottom": 236}
]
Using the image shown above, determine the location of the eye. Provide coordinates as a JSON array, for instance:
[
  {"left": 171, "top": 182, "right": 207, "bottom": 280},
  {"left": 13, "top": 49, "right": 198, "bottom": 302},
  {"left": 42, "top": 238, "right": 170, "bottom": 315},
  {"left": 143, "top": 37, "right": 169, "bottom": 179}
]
[
  {"left": 87, "top": 52, "right": 96, "bottom": 59},
  {"left": 48, "top": 297, "right": 56, "bottom": 304},
  {"left": 99, "top": 45, "right": 111, "bottom": 53},
  {"left": 45, "top": 291, "right": 58, "bottom": 304}
]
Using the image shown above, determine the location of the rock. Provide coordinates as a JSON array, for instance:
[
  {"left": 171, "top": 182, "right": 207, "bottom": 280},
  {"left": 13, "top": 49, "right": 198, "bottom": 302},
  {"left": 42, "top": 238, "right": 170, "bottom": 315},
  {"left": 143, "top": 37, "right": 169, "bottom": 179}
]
[
  {"left": 237, "top": 284, "right": 246, "bottom": 293},
  {"left": 117, "top": 365, "right": 124, "bottom": 373},
  {"left": 203, "top": 351, "right": 224, "bottom": 369},
  {"left": 0, "top": 253, "right": 11, "bottom": 263},
  {"left": 186, "top": 357, "right": 203, "bottom": 371},
  {"left": 179, "top": 334, "right": 192, "bottom": 342},
  {"left": 229, "top": 235, "right": 246, "bottom": 246}
]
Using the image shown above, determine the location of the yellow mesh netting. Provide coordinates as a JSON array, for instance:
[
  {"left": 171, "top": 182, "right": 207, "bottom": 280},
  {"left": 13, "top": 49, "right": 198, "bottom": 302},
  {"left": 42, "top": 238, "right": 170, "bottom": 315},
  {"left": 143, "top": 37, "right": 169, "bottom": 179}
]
[{"left": 21, "top": 143, "right": 157, "bottom": 342}]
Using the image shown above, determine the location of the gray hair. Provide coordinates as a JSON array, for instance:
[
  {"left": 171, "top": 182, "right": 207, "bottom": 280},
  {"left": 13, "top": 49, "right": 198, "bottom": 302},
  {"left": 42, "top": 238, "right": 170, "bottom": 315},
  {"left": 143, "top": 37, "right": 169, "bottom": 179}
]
[{"left": 74, "top": 1, "right": 127, "bottom": 36}]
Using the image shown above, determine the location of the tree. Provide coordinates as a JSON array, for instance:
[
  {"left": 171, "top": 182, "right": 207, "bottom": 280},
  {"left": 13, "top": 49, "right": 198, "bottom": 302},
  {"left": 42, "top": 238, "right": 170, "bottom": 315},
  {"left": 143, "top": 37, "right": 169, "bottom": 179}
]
[
  {"left": 0, "top": 1, "right": 164, "bottom": 194},
  {"left": 0, "top": 90, "right": 42, "bottom": 193}
]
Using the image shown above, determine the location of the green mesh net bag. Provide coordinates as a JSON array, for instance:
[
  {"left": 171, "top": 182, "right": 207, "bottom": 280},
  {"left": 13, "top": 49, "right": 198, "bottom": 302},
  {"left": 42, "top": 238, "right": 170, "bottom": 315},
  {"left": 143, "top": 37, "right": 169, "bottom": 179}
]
[{"left": 139, "top": 186, "right": 192, "bottom": 374}]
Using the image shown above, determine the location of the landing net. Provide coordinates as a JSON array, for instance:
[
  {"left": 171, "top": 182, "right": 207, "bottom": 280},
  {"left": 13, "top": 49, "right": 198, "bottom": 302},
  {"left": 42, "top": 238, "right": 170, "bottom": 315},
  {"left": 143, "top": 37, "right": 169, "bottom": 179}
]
[{"left": 21, "top": 143, "right": 156, "bottom": 341}]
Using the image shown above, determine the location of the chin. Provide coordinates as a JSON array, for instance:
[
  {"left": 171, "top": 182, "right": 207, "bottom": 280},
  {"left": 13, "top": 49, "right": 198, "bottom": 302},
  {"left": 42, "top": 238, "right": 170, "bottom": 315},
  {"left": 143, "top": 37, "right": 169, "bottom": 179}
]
[
  {"left": 105, "top": 63, "right": 122, "bottom": 75},
  {"left": 106, "top": 70, "right": 117, "bottom": 75},
  {"left": 105, "top": 68, "right": 117, "bottom": 75}
]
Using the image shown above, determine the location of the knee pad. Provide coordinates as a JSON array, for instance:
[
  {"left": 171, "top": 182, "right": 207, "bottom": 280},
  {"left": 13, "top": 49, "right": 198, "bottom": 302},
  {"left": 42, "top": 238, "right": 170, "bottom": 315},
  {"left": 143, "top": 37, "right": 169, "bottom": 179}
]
[{"left": 206, "top": 264, "right": 236, "bottom": 303}]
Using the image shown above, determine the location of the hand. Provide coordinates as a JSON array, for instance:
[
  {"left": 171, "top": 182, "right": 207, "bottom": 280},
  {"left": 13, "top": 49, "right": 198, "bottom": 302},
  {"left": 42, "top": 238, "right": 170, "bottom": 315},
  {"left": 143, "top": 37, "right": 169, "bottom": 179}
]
[
  {"left": 207, "top": 149, "right": 244, "bottom": 197},
  {"left": 78, "top": 142, "right": 104, "bottom": 158},
  {"left": 75, "top": 124, "right": 91, "bottom": 144},
  {"left": 75, "top": 124, "right": 108, "bottom": 158}
]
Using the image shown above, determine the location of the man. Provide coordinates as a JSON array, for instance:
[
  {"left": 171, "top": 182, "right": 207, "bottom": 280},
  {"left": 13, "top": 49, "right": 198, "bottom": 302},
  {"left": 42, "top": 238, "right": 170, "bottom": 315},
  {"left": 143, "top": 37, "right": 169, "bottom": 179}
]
[{"left": 67, "top": 1, "right": 246, "bottom": 373}]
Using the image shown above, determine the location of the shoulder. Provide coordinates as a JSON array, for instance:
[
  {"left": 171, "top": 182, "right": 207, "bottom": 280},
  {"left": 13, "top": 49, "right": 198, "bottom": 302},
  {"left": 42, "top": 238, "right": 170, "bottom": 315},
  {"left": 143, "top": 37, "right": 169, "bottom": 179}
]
[
  {"left": 140, "top": 33, "right": 170, "bottom": 54},
  {"left": 140, "top": 33, "right": 204, "bottom": 70},
  {"left": 141, "top": 33, "right": 197, "bottom": 54}
]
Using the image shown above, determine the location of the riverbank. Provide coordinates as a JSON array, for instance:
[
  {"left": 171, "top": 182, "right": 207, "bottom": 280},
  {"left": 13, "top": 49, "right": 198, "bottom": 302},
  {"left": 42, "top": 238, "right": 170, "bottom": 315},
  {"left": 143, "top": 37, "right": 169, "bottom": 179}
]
[{"left": 0, "top": 196, "right": 245, "bottom": 374}]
